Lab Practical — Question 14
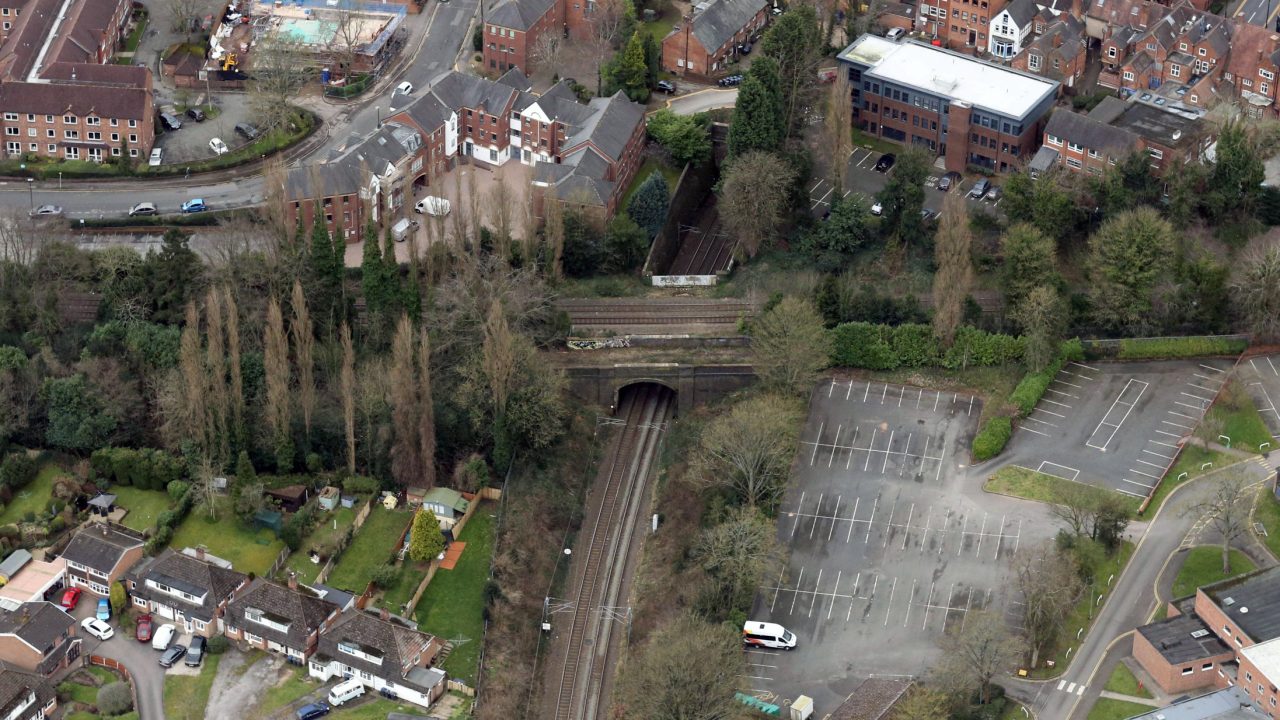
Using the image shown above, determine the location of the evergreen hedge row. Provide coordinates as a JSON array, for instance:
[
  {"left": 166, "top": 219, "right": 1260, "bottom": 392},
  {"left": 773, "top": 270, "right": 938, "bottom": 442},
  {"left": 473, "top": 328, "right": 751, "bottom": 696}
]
[
  {"left": 829, "top": 323, "right": 1023, "bottom": 370},
  {"left": 1115, "top": 336, "right": 1247, "bottom": 360},
  {"left": 1009, "top": 339, "right": 1086, "bottom": 416},
  {"left": 972, "top": 417, "right": 1012, "bottom": 461},
  {"left": 89, "top": 448, "right": 184, "bottom": 491}
]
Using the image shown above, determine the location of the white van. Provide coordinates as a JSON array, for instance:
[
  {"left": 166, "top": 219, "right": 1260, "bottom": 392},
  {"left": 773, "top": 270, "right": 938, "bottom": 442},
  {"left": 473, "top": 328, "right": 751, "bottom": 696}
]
[
  {"left": 414, "top": 196, "right": 450, "bottom": 216},
  {"left": 327, "top": 677, "right": 366, "bottom": 706},
  {"left": 742, "top": 621, "right": 797, "bottom": 650}
]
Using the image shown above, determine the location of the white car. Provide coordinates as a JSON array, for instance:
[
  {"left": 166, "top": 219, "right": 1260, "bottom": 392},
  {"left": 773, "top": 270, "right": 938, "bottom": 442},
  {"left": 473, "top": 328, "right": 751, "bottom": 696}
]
[
  {"left": 208, "top": 137, "right": 229, "bottom": 155},
  {"left": 149, "top": 147, "right": 163, "bottom": 167},
  {"left": 151, "top": 623, "right": 176, "bottom": 650},
  {"left": 81, "top": 617, "right": 114, "bottom": 641},
  {"left": 414, "top": 196, "right": 450, "bottom": 216},
  {"left": 871, "top": 201, "right": 883, "bottom": 216},
  {"left": 394, "top": 80, "right": 414, "bottom": 96}
]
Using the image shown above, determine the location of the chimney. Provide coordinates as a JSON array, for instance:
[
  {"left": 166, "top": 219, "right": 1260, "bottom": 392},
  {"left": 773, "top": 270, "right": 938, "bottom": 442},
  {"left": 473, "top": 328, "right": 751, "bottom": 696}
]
[
  {"left": 380, "top": 607, "right": 389, "bottom": 621},
  {"left": 288, "top": 571, "right": 298, "bottom": 591},
  {"left": 195, "top": 545, "right": 206, "bottom": 562}
]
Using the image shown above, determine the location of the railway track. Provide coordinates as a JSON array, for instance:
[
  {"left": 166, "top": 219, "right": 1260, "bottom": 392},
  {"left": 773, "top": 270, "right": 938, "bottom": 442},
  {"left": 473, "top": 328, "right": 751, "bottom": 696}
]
[
  {"left": 552, "top": 385, "right": 673, "bottom": 720},
  {"left": 556, "top": 299, "right": 757, "bottom": 332}
]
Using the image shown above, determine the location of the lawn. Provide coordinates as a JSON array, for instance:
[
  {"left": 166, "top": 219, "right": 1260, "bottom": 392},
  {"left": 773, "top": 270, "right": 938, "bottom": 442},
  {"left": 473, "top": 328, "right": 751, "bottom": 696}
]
[
  {"left": 285, "top": 504, "right": 360, "bottom": 585},
  {"left": 1103, "top": 663, "right": 1153, "bottom": 699},
  {"left": 851, "top": 126, "right": 900, "bottom": 155},
  {"left": 1207, "top": 379, "right": 1273, "bottom": 453},
  {"left": 169, "top": 496, "right": 286, "bottom": 576},
  {"left": 619, "top": 158, "right": 682, "bottom": 212},
  {"left": 1086, "top": 698, "right": 1155, "bottom": 720},
  {"left": 637, "top": 11, "right": 679, "bottom": 45},
  {"left": 1145, "top": 447, "right": 1234, "bottom": 515},
  {"left": 1031, "top": 542, "right": 1134, "bottom": 678},
  {"left": 1172, "top": 546, "right": 1256, "bottom": 598},
  {"left": 114, "top": 11, "right": 148, "bottom": 63},
  {"left": 985, "top": 466, "right": 1141, "bottom": 516},
  {"left": 0, "top": 463, "right": 65, "bottom": 525},
  {"left": 111, "top": 485, "right": 173, "bottom": 532},
  {"left": 162, "top": 653, "right": 221, "bottom": 720},
  {"left": 1254, "top": 486, "right": 1280, "bottom": 560},
  {"left": 325, "top": 505, "right": 413, "bottom": 593},
  {"left": 378, "top": 559, "right": 429, "bottom": 614},
  {"left": 254, "top": 664, "right": 319, "bottom": 715},
  {"left": 413, "top": 505, "right": 496, "bottom": 685}
]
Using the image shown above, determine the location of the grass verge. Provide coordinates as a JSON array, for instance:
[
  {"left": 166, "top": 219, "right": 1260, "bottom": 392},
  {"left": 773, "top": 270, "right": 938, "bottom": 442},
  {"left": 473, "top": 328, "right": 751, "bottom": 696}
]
[
  {"left": 162, "top": 653, "right": 221, "bottom": 720},
  {"left": 1172, "top": 545, "right": 1256, "bottom": 598},
  {"left": 1254, "top": 486, "right": 1280, "bottom": 560},
  {"left": 619, "top": 158, "right": 681, "bottom": 212},
  {"left": 1145, "top": 447, "right": 1234, "bottom": 515},
  {"left": 413, "top": 505, "right": 496, "bottom": 685},
  {"left": 1103, "top": 663, "right": 1153, "bottom": 699},
  {"left": 1031, "top": 541, "right": 1134, "bottom": 679},
  {"left": 1207, "top": 379, "right": 1273, "bottom": 453},
  {"left": 325, "top": 505, "right": 412, "bottom": 593},
  {"left": 985, "top": 466, "right": 1141, "bottom": 515},
  {"left": 1087, "top": 698, "right": 1155, "bottom": 720}
]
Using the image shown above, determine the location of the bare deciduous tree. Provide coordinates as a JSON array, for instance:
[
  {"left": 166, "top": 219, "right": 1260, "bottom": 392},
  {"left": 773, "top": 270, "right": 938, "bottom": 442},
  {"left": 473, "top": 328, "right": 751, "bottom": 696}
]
[
  {"left": 543, "top": 197, "right": 565, "bottom": 280},
  {"left": 248, "top": 37, "right": 311, "bottom": 133},
  {"left": 204, "top": 288, "right": 230, "bottom": 468},
  {"left": 263, "top": 296, "right": 292, "bottom": 467},
  {"left": 169, "top": 0, "right": 214, "bottom": 40},
  {"left": 892, "top": 688, "right": 951, "bottom": 720},
  {"left": 178, "top": 302, "right": 208, "bottom": 453},
  {"left": 389, "top": 315, "right": 422, "bottom": 486},
  {"left": 290, "top": 281, "right": 316, "bottom": 445},
  {"left": 695, "top": 506, "right": 782, "bottom": 609},
  {"left": 530, "top": 32, "right": 566, "bottom": 74},
  {"left": 932, "top": 191, "right": 973, "bottom": 347},
  {"left": 481, "top": 299, "right": 517, "bottom": 418},
  {"left": 719, "top": 151, "right": 797, "bottom": 258},
  {"left": 222, "top": 285, "right": 245, "bottom": 450},
  {"left": 1013, "top": 542, "right": 1084, "bottom": 668},
  {"left": 614, "top": 613, "right": 743, "bottom": 720},
  {"left": 693, "top": 394, "right": 802, "bottom": 510},
  {"left": 934, "top": 609, "right": 1022, "bottom": 705},
  {"left": 1190, "top": 473, "right": 1255, "bottom": 574},
  {"left": 1233, "top": 237, "right": 1280, "bottom": 342},
  {"left": 417, "top": 331, "right": 436, "bottom": 488},
  {"left": 356, "top": 356, "right": 391, "bottom": 473},
  {"left": 751, "top": 296, "right": 830, "bottom": 396},
  {"left": 824, "top": 78, "right": 852, "bottom": 196},
  {"left": 487, "top": 176, "right": 514, "bottom": 260},
  {"left": 340, "top": 322, "right": 357, "bottom": 475}
]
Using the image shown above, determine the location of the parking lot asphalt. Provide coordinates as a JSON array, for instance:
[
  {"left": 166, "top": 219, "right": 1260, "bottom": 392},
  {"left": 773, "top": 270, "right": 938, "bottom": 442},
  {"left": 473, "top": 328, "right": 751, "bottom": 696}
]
[
  {"left": 751, "top": 378, "right": 1060, "bottom": 714},
  {"left": 807, "top": 148, "right": 1003, "bottom": 218},
  {"left": 1240, "top": 354, "right": 1280, "bottom": 444},
  {"left": 1002, "top": 359, "right": 1234, "bottom": 498}
]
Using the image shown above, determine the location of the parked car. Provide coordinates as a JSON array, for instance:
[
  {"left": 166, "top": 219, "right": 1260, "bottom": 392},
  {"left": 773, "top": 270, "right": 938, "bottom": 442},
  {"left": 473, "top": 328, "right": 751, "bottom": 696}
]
[
  {"left": 185, "top": 636, "right": 206, "bottom": 667},
  {"left": 186, "top": 107, "right": 205, "bottom": 122},
  {"left": 28, "top": 204, "right": 62, "bottom": 218},
  {"left": 738, "top": 41, "right": 753, "bottom": 54},
  {"left": 135, "top": 614, "right": 153, "bottom": 643},
  {"left": 181, "top": 198, "right": 207, "bottom": 213},
  {"left": 129, "top": 202, "right": 158, "bottom": 217},
  {"left": 886, "top": 27, "right": 905, "bottom": 40},
  {"left": 870, "top": 201, "right": 883, "bottom": 216},
  {"left": 968, "top": 178, "right": 991, "bottom": 199},
  {"left": 159, "top": 113, "right": 182, "bottom": 131},
  {"left": 985, "top": 185, "right": 1003, "bottom": 202},
  {"left": 81, "top": 617, "right": 114, "bottom": 641},
  {"left": 938, "top": 171, "right": 961, "bottom": 192},
  {"left": 874, "top": 153, "right": 896, "bottom": 172},
  {"left": 920, "top": 208, "right": 939, "bottom": 221},
  {"left": 655, "top": 80, "right": 676, "bottom": 93},
  {"left": 60, "top": 588, "right": 81, "bottom": 610},
  {"left": 394, "top": 80, "right": 414, "bottom": 96},
  {"left": 149, "top": 147, "right": 163, "bottom": 167},
  {"left": 414, "top": 196, "right": 450, "bottom": 216},
  {"left": 96, "top": 598, "right": 110, "bottom": 621},
  {"left": 208, "top": 137, "right": 229, "bottom": 155},
  {"left": 717, "top": 74, "right": 743, "bottom": 87},
  {"left": 159, "top": 644, "right": 187, "bottom": 668},
  {"left": 234, "top": 122, "right": 260, "bottom": 141},
  {"left": 296, "top": 702, "right": 331, "bottom": 720},
  {"left": 151, "top": 623, "right": 176, "bottom": 650}
]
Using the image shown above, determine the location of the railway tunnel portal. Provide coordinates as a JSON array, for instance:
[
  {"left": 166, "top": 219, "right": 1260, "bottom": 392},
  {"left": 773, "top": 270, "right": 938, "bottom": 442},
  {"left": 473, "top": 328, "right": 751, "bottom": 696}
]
[{"left": 563, "top": 363, "right": 756, "bottom": 417}]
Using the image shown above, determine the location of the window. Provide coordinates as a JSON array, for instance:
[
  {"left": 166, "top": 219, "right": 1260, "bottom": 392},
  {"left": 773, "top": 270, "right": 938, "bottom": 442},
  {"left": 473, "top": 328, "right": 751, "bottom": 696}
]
[
  {"left": 62, "top": 115, "right": 75, "bottom": 124},
  {"left": 4, "top": 141, "right": 17, "bottom": 154},
  {"left": 1263, "top": 82, "right": 1271, "bottom": 94},
  {"left": 64, "top": 130, "right": 78, "bottom": 139},
  {"left": 1198, "top": 47, "right": 1206, "bottom": 56},
  {"left": 1262, "top": 68, "right": 1275, "bottom": 80},
  {"left": 129, "top": 148, "right": 138, "bottom": 157},
  {"left": 1088, "top": 149, "right": 1099, "bottom": 158},
  {"left": 1202, "top": 664, "right": 1213, "bottom": 671},
  {"left": 128, "top": 134, "right": 137, "bottom": 143},
  {"left": 128, "top": 120, "right": 136, "bottom": 128},
  {"left": 109, "top": 119, "right": 117, "bottom": 127},
  {"left": 1053, "top": 57, "right": 1061, "bottom": 69},
  {"left": 1066, "top": 157, "right": 1082, "bottom": 168},
  {"left": 3, "top": 128, "right": 14, "bottom": 136},
  {"left": 26, "top": 128, "right": 33, "bottom": 137},
  {"left": 1028, "top": 54, "right": 1041, "bottom": 70},
  {"left": 111, "top": 147, "right": 120, "bottom": 156},
  {"left": 1123, "top": 71, "right": 1134, "bottom": 81},
  {"left": 1171, "top": 65, "right": 1181, "bottom": 78},
  {"left": 47, "top": 144, "right": 55, "bottom": 153},
  {"left": 111, "top": 133, "right": 119, "bottom": 142},
  {"left": 65, "top": 147, "right": 78, "bottom": 160},
  {"left": 27, "top": 143, "right": 35, "bottom": 152},
  {"left": 87, "top": 131, "right": 100, "bottom": 141},
  {"left": 1147, "top": 148, "right": 1163, "bottom": 160},
  {"left": 1182, "top": 667, "right": 1193, "bottom": 676},
  {"left": 85, "top": 117, "right": 99, "bottom": 126},
  {"left": 1047, "top": 134, "right": 1062, "bottom": 146},
  {"left": 1179, "top": 42, "right": 1187, "bottom": 51},
  {"left": 489, "top": 24, "right": 497, "bottom": 33},
  {"left": 1067, "top": 141, "right": 1082, "bottom": 152},
  {"left": 2, "top": 113, "right": 15, "bottom": 121},
  {"left": 44, "top": 115, "right": 52, "bottom": 123},
  {"left": 1248, "top": 673, "right": 1254, "bottom": 683},
  {"left": 1146, "top": 43, "right": 1155, "bottom": 51}
]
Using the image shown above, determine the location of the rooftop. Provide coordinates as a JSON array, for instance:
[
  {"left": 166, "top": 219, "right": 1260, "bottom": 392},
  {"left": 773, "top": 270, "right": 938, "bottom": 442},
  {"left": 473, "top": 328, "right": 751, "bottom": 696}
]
[
  {"left": 60, "top": 523, "right": 145, "bottom": 572},
  {"left": 1136, "top": 613, "right": 1232, "bottom": 665},
  {"left": 1125, "top": 686, "right": 1262, "bottom": 720},
  {"left": 1103, "top": 97, "right": 1202, "bottom": 148},
  {"left": 829, "top": 678, "right": 912, "bottom": 720},
  {"left": 1205, "top": 567, "right": 1280, "bottom": 642},
  {"left": 1241, "top": 636, "right": 1280, "bottom": 687},
  {"left": 838, "top": 35, "right": 1059, "bottom": 119}
]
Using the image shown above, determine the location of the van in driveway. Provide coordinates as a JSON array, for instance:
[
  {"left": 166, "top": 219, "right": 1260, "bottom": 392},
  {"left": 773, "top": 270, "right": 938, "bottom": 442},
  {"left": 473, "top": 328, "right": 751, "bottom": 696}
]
[
  {"left": 326, "top": 677, "right": 365, "bottom": 706},
  {"left": 414, "top": 196, "right": 450, "bottom": 216}
]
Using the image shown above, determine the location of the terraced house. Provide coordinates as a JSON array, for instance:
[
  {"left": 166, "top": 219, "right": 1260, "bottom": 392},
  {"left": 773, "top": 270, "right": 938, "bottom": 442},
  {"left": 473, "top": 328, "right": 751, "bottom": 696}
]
[
  {"left": 308, "top": 609, "right": 447, "bottom": 709},
  {"left": 125, "top": 548, "right": 248, "bottom": 638},
  {"left": 0, "top": 0, "right": 155, "bottom": 162},
  {"left": 224, "top": 575, "right": 342, "bottom": 662},
  {"left": 0, "top": 668, "right": 54, "bottom": 720},
  {"left": 661, "top": 0, "right": 771, "bottom": 77}
]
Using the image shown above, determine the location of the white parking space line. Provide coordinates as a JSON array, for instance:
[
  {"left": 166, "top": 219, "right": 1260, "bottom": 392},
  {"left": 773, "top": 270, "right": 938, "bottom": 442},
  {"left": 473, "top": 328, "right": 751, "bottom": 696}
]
[
  {"left": 1152, "top": 440, "right": 1180, "bottom": 448},
  {"left": 1042, "top": 398, "right": 1072, "bottom": 408},
  {"left": 1121, "top": 478, "right": 1154, "bottom": 489},
  {"left": 1035, "top": 407, "right": 1067, "bottom": 418},
  {"left": 1117, "top": 486, "right": 1147, "bottom": 498},
  {"left": 884, "top": 577, "right": 897, "bottom": 626},
  {"left": 1025, "top": 415, "right": 1059, "bottom": 428},
  {"left": 1022, "top": 426, "right": 1050, "bottom": 437},
  {"left": 1046, "top": 388, "right": 1078, "bottom": 399},
  {"left": 1054, "top": 378, "right": 1084, "bottom": 389},
  {"left": 1161, "top": 419, "right": 1194, "bottom": 430},
  {"left": 1129, "top": 468, "right": 1162, "bottom": 480},
  {"left": 1071, "top": 362, "right": 1102, "bottom": 372},
  {"left": 1200, "top": 364, "right": 1225, "bottom": 373},
  {"left": 1037, "top": 462, "right": 1081, "bottom": 481},
  {"left": 790, "top": 491, "right": 806, "bottom": 538},
  {"left": 1143, "top": 448, "right": 1176, "bottom": 460},
  {"left": 1251, "top": 381, "right": 1280, "bottom": 419},
  {"left": 1136, "top": 458, "right": 1165, "bottom": 469},
  {"left": 1086, "top": 378, "right": 1149, "bottom": 451},
  {"left": 1168, "top": 410, "right": 1198, "bottom": 420}
]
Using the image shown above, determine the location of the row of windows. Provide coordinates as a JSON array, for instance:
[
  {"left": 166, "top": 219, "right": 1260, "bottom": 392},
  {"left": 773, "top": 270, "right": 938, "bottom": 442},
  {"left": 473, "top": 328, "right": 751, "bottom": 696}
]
[
  {"left": 2, "top": 113, "right": 132, "bottom": 127},
  {"left": 488, "top": 25, "right": 517, "bottom": 38},
  {"left": 5, "top": 128, "right": 138, "bottom": 142},
  {"left": 5, "top": 142, "right": 139, "bottom": 158},
  {"left": 971, "top": 114, "right": 1023, "bottom": 135},
  {"left": 948, "top": 25, "right": 988, "bottom": 40},
  {"left": 951, "top": 9, "right": 988, "bottom": 23},
  {"left": 968, "top": 133, "right": 1021, "bottom": 155}
]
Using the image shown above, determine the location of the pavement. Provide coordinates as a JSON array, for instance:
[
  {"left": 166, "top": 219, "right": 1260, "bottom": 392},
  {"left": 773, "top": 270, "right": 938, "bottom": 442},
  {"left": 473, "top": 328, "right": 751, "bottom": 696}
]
[
  {"left": 663, "top": 88, "right": 738, "bottom": 115},
  {"left": 0, "top": 0, "right": 481, "bottom": 219}
]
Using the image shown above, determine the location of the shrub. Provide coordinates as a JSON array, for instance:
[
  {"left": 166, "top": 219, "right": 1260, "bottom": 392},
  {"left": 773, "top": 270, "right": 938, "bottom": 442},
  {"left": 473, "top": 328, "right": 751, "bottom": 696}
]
[
  {"left": 305, "top": 453, "right": 322, "bottom": 474},
  {"left": 97, "top": 681, "right": 133, "bottom": 716},
  {"left": 166, "top": 480, "right": 190, "bottom": 501},
  {"left": 972, "top": 417, "right": 1012, "bottom": 461},
  {"left": 829, "top": 322, "right": 1024, "bottom": 370},
  {"left": 1115, "top": 336, "right": 1247, "bottom": 360},
  {"left": 341, "top": 476, "right": 379, "bottom": 495},
  {"left": 0, "top": 454, "right": 37, "bottom": 490},
  {"left": 206, "top": 635, "right": 230, "bottom": 655},
  {"left": 371, "top": 563, "right": 400, "bottom": 589},
  {"left": 49, "top": 516, "right": 66, "bottom": 533}
]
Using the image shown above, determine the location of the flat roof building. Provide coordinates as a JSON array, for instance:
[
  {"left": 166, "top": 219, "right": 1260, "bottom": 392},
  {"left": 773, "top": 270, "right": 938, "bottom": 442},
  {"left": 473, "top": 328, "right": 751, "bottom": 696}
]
[{"left": 837, "top": 35, "right": 1059, "bottom": 173}]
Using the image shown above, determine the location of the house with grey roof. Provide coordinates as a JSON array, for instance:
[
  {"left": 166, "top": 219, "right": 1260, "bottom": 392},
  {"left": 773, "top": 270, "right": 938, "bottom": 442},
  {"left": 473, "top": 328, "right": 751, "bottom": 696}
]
[
  {"left": 309, "top": 609, "right": 446, "bottom": 709},
  {"left": 989, "top": 0, "right": 1038, "bottom": 59},
  {"left": 224, "top": 574, "right": 342, "bottom": 662},
  {"left": 533, "top": 90, "right": 648, "bottom": 218},
  {"left": 0, "top": 665, "right": 56, "bottom": 720},
  {"left": 59, "top": 523, "right": 145, "bottom": 597},
  {"left": 0, "top": 603, "right": 78, "bottom": 677},
  {"left": 125, "top": 548, "right": 248, "bottom": 638},
  {"left": 662, "top": 0, "right": 772, "bottom": 77}
]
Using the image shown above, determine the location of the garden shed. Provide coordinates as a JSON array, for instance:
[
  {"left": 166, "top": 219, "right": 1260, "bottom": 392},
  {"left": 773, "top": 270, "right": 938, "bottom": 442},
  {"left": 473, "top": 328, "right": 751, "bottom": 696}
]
[
  {"left": 266, "top": 485, "right": 308, "bottom": 513},
  {"left": 87, "top": 494, "right": 117, "bottom": 517}
]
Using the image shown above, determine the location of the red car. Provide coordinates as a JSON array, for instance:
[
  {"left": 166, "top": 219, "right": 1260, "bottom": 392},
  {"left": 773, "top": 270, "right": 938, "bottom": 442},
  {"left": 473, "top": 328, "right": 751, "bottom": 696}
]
[
  {"left": 60, "top": 588, "right": 81, "bottom": 611},
  {"left": 135, "top": 614, "right": 153, "bottom": 643}
]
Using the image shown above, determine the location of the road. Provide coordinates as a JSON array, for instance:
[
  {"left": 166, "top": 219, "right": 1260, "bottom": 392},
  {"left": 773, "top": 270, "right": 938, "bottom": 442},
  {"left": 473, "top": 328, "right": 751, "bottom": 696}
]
[
  {"left": 0, "top": 0, "right": 480, "bottom": 219},
  {"left": 663, "top": 88, "right": 739, "bottom": 116},
  {"left": 1001, "top": 455, "right": 1276, "bottom": 720},
  {"left": 1230, "top": 0, "right": 1280, "bottom": 28}
]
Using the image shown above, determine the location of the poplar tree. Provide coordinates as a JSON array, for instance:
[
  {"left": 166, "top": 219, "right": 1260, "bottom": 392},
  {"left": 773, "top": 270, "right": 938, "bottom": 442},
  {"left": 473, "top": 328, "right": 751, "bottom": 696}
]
[
  {"left": 290, "top": 281, "right": 315, "bottom": 446},
  {"left": 264, "top": 296, "right": 293, "bottom": 472}
]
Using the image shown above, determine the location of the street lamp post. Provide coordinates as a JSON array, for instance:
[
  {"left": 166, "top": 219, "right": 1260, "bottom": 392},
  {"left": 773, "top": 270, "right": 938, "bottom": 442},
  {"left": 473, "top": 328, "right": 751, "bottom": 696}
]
[
  {"left": 376, "top": 106, "right": 382, "bottom": 128},
  {"left": 25, "top": 178, "right": 33, "bottom": 212}
]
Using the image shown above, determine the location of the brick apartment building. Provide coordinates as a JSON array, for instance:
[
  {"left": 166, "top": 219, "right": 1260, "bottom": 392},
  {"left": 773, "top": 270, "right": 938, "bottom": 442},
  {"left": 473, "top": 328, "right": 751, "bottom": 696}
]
[
  {"left": 0, "top": 0, "right": 155, "bottom": 163},
  {"left": 919, "top": 0, "right": 1007, "bottom": 51},
  {"left": 837, "top": 34, "right": 1058, "bottom": 173},
  {"left": 1033, "top": 95, "right": 1207, "bottom": 176},
  {"left": 481, "top": 0, "right": 598, "bottom": 74},
  {"left": 1133, "top": 566, "right": 1280, "bottom": 717},
  {"left": 661, "top": 0, "right": 771, "bottom": 77},
  {"left": 283, "top": 70, "right": 647, "bottom": 240}
]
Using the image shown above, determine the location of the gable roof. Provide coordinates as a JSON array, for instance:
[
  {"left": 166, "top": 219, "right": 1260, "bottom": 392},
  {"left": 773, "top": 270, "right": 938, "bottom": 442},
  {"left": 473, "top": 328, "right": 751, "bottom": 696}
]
[
  {"left": 0, "top": 603, "right": 73, "bottom": 657},
  {"left": 1226, "top": 20, "right": 1280, "bottom": 79},
  {"left": 1003, "top": 0, "right": 1039, "bottom": 28},
  {"left": 421, "top": 488, "right": 469, "bottom": 514},
  {"left": 127, "top": 550, "right": 247, "bottom": 623},
  {"left": 486, "top": 0, "right": 557, "bottom": 31},
  {"left": 564, "top": 91, "right": 645, "bottom": 161},
  {"left": 225, "top": 579, "right": 340, "bottom": 651},
  {"left": 430, "top": 71, "right": 519, "bottom": 114},
  {"left": 316, "top": 610, "right": 442, "bottom": 690},
  {"left": 0, "top": 666, "right": 54, "bottom": 720},
  {"left": 61, "top": 524, "right": 145, "bottom": 573},
  {"left": 691, "top": 0, "right": 770, "bottom": 52},
  {"left": 1044, "top": 106, "right": 1138, "bottom": 152},
  {"left": 829, "top": 678, "right": 913, "bottom": 720}
]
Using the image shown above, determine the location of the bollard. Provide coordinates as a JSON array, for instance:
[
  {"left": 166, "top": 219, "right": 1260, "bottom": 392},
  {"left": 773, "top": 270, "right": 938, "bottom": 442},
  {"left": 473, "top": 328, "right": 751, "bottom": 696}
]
[{"left": 1202, "top": 462, "right": 1213, "bottom": 470}]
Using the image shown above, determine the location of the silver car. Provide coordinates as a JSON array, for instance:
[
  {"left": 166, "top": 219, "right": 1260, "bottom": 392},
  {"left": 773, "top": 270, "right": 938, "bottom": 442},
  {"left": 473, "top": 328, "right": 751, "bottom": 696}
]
[{"left": 29, "top": 204, "right": 62, "bottom": 218}]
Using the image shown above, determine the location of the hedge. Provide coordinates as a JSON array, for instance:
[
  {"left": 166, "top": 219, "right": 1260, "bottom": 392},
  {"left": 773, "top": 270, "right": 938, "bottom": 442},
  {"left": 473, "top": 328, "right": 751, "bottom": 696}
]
[
  {"left": 973, "top": 417, "right": 1012, "bottom": 461},
  {"left": 830, "top": 322, "right": 1023, "bottom": 370},
  {"left": 1009, "top": 339, "right": 1085, "bottom": 417},
  {"left": 1115, "top": 336, "right": 1247, "bottom": 360},
  {"left": 89, "top": 447, "right": 184, "bottom": 490}
]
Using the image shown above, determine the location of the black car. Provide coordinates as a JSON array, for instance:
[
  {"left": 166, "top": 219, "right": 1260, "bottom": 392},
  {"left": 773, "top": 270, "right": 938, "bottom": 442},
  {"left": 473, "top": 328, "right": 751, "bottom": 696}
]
[
  {"left": 185, "top": 636, "right": 205, "bottom": 667},
  {"left": 234, "top": 122, "right": 260, "bottom": 140},
  {"left": 738, "top": 42, "right": 753, "bottom": 54},
  {"left": 186, "top": 107, "right": 205, "bottom": 122},
  {"left": 874, "top": 153, "right": 896, "bottom": 172},
  {"left": 939, "top": 171, "right": 961, "bottom": 192},
  {"left": 159, "top": 113, "right": 182, "bottom": 131},
  {"left": 296, "top": 702, "right": 331, "bottom": 720},
  {"left": 655, "top": 80, "right": 676, "bottom": 94},
  {"left": 717, "top": 74, "right": 743, "bottom": 87},
  {"left": 159, "top": 644, "right": 187, "bottom": 668}
]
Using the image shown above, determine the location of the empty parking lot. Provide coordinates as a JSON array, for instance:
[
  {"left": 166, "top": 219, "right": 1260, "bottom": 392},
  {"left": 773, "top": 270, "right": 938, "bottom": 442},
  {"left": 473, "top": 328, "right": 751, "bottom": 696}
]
[
  {"left": 1004, "top": 359, "right": 1232, "bottom": 498},
  {"left": 1241, "top": 354, "right": 1280, "bottom": 443},
  {"left": 749, "top": 378, "right": 1058, "bottom": 711}
]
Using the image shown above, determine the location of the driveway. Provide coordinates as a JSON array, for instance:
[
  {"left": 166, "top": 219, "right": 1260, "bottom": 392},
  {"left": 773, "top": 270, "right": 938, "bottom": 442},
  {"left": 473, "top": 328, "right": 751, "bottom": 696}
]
[
  {"left": 71, "top": 603, "right": 166, "bottom": 720},
  {"left": 205, "top": 651, "right": 297, "bottom": 720},
  {"left": 664, "top": 88, "right": 738, "bottom": 115}
]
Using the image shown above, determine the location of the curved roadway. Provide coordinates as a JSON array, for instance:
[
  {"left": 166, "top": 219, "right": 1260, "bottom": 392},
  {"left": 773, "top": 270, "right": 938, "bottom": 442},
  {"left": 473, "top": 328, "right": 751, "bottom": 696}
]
[{"left": 0, "top": 0, "right": 480, "bottom": 220}]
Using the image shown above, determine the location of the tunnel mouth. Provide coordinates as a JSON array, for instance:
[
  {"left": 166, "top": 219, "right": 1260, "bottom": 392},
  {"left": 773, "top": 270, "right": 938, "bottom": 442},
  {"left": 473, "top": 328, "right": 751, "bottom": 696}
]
[{"left": 613, "top": 380, "right": 677, "bottom": 417}]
